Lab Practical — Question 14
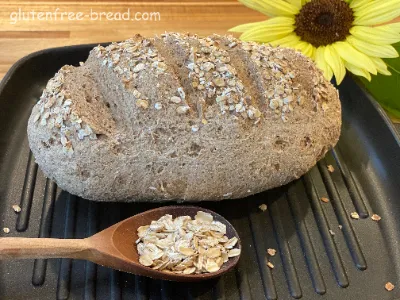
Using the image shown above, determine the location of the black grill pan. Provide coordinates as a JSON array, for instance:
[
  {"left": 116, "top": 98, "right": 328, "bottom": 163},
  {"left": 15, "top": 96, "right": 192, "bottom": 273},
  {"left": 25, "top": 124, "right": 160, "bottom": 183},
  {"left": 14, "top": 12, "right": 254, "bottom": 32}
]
[{"left": 0, "top": 44, "right": 399, "bottom": 300}]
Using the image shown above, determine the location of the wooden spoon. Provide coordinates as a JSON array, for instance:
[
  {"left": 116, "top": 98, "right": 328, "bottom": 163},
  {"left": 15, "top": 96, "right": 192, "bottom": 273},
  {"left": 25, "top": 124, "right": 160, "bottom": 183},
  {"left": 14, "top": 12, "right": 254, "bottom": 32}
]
[{"left": 0, "top": 206, "right": 241, "bottom": 282}]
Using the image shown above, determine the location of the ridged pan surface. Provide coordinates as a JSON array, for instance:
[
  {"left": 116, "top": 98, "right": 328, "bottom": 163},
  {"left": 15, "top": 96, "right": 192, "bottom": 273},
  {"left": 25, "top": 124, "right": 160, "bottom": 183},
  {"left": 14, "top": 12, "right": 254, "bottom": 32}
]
[{"left": 0, "top": 44, "right": 399, "bottom": 300}]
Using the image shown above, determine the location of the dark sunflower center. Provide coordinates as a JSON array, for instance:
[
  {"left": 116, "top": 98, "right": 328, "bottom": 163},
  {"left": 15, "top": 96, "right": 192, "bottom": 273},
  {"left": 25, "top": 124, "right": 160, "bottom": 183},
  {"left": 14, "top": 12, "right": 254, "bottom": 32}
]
[{"left": 294, "top": 0, "right": 354, "bottom": 47}]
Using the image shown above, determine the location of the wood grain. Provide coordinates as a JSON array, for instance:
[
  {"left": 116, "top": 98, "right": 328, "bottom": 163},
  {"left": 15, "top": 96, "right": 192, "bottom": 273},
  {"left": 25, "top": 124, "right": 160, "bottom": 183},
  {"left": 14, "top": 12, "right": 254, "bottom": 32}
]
[
  {"left": 0, "top": 1, "right": 264, "bottom": 79},
  {"left": 0, "top": 237, "right": 89, "bottom": 259},
  {"left": 0, "top": 2, "right": 398, "bottom": 79}
]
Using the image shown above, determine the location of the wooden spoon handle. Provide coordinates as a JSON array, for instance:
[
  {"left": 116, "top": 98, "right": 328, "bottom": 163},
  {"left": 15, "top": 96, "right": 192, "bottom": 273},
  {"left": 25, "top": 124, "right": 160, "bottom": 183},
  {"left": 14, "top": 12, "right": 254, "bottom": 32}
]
[{"left": 0, "top": 238, "right": 90, "bottom": 260}]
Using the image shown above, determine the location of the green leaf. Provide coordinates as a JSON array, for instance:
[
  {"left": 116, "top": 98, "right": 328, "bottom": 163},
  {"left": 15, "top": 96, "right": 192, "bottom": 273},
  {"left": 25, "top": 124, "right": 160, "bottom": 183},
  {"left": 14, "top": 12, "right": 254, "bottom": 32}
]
[{"left": 359, "top": 42, "right": 400, "bottom": 119}]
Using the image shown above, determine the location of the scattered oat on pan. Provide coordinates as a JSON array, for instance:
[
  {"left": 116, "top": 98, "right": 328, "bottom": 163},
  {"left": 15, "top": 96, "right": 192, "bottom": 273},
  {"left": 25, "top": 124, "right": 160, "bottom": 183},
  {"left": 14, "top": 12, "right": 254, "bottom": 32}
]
[
  {"left": 3, "top": 227, "right": 10, "bottom": 234},
  {"left": 320, "top": 197, "right": 329, "bottom": 203},
  {"left": 12, "top": 205, "right": 21, "bottom": 213},
  {"left": 136, "top": 211, "right": 240, "bottom": 274},
  {"left": 267, "top": 248, "right": 276, "bottom": 256},
  {"left": 385, "top": 282, "right": 395, "bottom": 291},
  {"left": 266, "top": 261, "right": 274, "bottom": 269},
  {"left": 327, "top": 165, "right": 335, "bottom": 173},
  {"left": 350, "top": 212, "right": 360, "bottom": 220},
  {"left": 259, "top": 204, "right": 267, "bottom": 212},
  {"left": 371, "top": 214, "right": 381, "bottom": 222},
  {"left": 329, "top": 229, "right": 335, "bottom": 236},
  {"left": 338, "top": 225, "right": 343, "bottom": 230}
]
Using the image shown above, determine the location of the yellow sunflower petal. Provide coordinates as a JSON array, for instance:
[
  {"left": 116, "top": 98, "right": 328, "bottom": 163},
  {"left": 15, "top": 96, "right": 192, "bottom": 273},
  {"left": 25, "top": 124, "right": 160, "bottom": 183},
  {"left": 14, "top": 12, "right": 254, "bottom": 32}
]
[
  {"left": 237, "top": 0, "right": 272, "bottom": 16},
  {"left": 347, "top": 36, "right": 399, "bottom": 58},
  {"left": 286, "top": 0, "right": 302, "bottom": 9},
  {"left": 229, "top": 17, "right": 295, "bottom": 33},
  {"left": 344, "top": 62, "right": 372, "bottom": 81},
  {"left": 353, "top": 0, "right": 400, "bottom": 26},
  {"left": 268, "top": 33, "right": 301, "bottom": 47},
  {"left": 333, "top": 41, "right": 377, "bottom": 75},
  {"left": 350, "top": 25, "right": 400, "bottom": 45},
  {"left": 302, "top": 42, "right": 316, "bottom": 59},
  {"left": 324, "top": 45, "right": 346, "bottom": 85},
  {"left": 350, "top": 0, "right": 373, "bottom": 10},
  {"left": 292, "top": 41, "right": 315, "bottom": 59},
  {"left": 238, "top": 0, "right": 299, "bottom": 17},
  {"left": 240, "top": 23, "right": 294, "bottom": 43},
  {"left": 259, "top": 16, "right": 296, "bottom": 26},
  {"left": 308, "top": 45, "right": 317, "bottom": 60},
  {"left": 386, "top": 22, "right": 400, "bottom": 33},
  {"left": 353, "top": 0, "right": 400, "bottom": 16},
  {"left": 315, "top": 47, "right": 333, "bottom": 81},
  {"left": 369, "top": 57, "right": 392, "bottom": 76},
  {"left": 229, "top": 21, "right": 268, "bottom": 33}
]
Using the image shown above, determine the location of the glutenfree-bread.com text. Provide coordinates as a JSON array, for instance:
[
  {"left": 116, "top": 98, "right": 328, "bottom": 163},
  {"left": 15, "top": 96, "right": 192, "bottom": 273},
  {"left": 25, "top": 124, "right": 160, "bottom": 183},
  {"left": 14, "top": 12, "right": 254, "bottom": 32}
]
[{"left": 9, "top": 8, "right": 161, "bottom": 24}]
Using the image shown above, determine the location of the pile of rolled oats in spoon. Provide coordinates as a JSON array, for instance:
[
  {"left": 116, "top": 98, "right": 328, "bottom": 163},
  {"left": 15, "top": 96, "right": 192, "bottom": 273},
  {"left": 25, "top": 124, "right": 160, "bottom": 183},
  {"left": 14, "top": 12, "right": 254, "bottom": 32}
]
[{"left": 136, "top": 211, "right": 240, "bottom": 274}]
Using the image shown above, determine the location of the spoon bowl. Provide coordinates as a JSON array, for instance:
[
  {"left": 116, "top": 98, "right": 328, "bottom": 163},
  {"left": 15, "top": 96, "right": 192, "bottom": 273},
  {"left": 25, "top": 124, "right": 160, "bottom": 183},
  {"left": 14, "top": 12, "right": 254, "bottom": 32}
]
[{"left": 0, "top": 206, "right": 241, "bottom": 282}]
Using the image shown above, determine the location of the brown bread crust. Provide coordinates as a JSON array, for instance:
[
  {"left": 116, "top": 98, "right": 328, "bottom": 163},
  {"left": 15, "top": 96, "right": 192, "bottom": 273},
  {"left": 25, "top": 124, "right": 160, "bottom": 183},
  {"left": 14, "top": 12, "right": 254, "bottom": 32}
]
[{"left": 27, "top": 33, "right": 341, "bottom": 202}]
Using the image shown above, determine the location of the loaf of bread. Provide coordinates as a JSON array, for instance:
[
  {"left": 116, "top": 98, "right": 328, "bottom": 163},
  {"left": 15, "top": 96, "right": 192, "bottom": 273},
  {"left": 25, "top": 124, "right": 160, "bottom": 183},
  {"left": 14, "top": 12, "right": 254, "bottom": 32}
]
[{"left": 27, "top": 33, "right": 341, "bottom": 202}]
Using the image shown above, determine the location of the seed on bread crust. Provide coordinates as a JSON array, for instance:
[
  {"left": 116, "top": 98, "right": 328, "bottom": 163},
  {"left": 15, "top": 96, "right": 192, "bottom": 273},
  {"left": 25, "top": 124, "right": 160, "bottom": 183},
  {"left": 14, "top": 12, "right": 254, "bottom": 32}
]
[
  {"left": 136, "top": 99, "right": 149, "bottom": 109},
  {"left": 170, "top": 96, "right": 182, "bottom": 104},
  {"left": 177, "top": 105, "right": 190, "bottom": 114}
]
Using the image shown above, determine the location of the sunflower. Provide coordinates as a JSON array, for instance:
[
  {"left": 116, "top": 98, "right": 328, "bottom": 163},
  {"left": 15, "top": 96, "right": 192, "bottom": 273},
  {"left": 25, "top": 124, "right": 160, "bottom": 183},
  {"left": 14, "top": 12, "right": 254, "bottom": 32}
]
[{"left": 229, "top": 0, "right": 400, "bottom": 84}]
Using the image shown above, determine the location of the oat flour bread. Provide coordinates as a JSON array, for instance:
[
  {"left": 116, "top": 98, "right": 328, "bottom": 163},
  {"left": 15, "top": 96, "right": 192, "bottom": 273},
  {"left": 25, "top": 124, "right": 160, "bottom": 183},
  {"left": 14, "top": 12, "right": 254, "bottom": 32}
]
[{"left": 27, "top": 33, "right": 341, "bottom": 202}]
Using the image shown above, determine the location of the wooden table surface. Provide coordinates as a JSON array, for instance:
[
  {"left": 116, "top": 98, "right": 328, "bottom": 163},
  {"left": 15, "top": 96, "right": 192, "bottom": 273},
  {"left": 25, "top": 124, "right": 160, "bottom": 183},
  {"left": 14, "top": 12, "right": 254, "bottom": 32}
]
[
  {"left": 0, "top": 2, "right": 398, "bottom": 77},
  {"left": 0, "top": 1, "right": 265, "bottom": 79}
]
